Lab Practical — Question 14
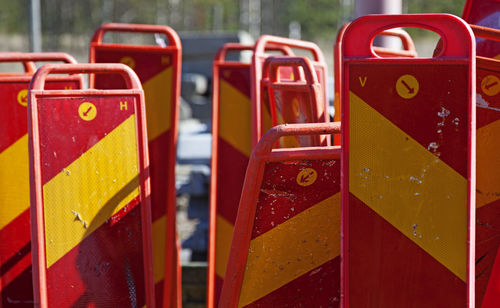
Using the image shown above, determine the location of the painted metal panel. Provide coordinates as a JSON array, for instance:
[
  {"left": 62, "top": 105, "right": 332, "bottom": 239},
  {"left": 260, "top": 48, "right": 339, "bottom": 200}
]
[
  {"left": 0, "top": 53, "right": 81, "bottom": 307},
  {"left": 89, "top": 23, "right": 182, "bottom": 308},
  {"left": 28, "top": 63, "right": 154, "bottom": 308},
  {"left": 341, "top": 14, "right": 475, "bottom": 307},
  {"left": 219, "top": 122, "right": 341, "bottom": 308}
]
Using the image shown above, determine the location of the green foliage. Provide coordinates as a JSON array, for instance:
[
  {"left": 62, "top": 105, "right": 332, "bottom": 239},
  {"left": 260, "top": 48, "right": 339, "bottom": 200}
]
[
  {"left": 406, "top": 0, "right": 466, "bottom": 15},
  {"left": 281, "top": 0, "right": 344, "bottom": 40},
  {"left": 0, "top": 0, "right": 471, "bottom": 41},
  {"left": 0, "top": 0, "right": 29, "bottom": 33}
]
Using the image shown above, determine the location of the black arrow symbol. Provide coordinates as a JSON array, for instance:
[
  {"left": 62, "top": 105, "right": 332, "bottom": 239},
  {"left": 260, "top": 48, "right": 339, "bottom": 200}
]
[
  {"left": 300, "top": 171, "right": 315, "bottom": 184},
  {"left": 401, "top": 79, "right": 415, "bottom": 94},
  {"left": 486, "top": 81, "right": 498, "bottom": 90},
  {"left": 83, "top": 106, "right": 93, "bottom": 117}
]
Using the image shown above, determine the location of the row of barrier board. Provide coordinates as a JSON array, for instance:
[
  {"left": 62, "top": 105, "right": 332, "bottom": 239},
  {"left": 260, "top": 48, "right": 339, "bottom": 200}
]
[
  {"left": 2, "top": 3, "right": 500, "bottom": 307},
  {"left": 0, "top": 53, "right": 82, "bottom": 307},
  {"left": 214, "top": 9, "right": 500, "bottom": 308},
  {"left": 0, "top": 23, "right": 182, "bottom": 308},
  {"left": 208, "top": 36, "right": 330, "bottom": 307}
]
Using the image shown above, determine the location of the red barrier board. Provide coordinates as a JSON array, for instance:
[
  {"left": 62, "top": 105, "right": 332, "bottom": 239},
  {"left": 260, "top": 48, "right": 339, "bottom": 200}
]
[
  {"left": 333, "top": 25, "right": 417, "bottom": 145},
  {"left": 463, "top": 0, "right": 500, "bottom": 57},
  {"left": 252, "top": 35, "right": 328, "bottom": 147},
  {"left": 28, "top": 64, "right": 154, "bottom": 307},
  {"left": 219, "top": 122, "right": 341, "bottom": 307},
  {"left": 471, "top": 25, "right": 500, "bottom": 308},
  {"left": 0, "top": 53, "right": 81, "bottom": 307},
  {"left": 263, "top": 56, "right": 329, "bottom": 147},
  {"left": 341, "top": 15, "right": 475, "bottom": 307},
  {"left": 90, "top": 23, "right": 181, "bottom": 308},
  {"left": 208, "top": 43, "right": 294, "bottom": 308}
]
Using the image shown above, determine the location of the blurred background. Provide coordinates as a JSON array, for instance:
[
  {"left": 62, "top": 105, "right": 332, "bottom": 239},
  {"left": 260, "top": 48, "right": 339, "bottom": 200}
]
[{"left": 0, "top": 0, "right": 465, "bottom": 60}]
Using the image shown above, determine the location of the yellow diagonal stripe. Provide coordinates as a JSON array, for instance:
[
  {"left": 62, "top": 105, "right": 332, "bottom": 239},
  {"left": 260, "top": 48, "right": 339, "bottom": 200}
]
[
  {"left": 0, "top": 135, "right": 29, "bottom": 229},
  {"left": 219, "top": 80, "right": 252, "bottom": 157},
  {"left": 238, "top": 193, "right": 340, "bottom": 307},
  {"left": 143, "top": 67, "right": 173, "bottom": 141},
  {"left": 477, "top": 119, "right": 500, "bottom": 208},
  {"left": 152, "top": 215, "right": 166, "bottom": 284},
  {"left": 349, "top": 91, "right": 467, "bottom": 282},
  {"left": 215, "top": 214, "right": 234, "bottom": 279},
  {"left": 43, "top": 115, "right": 140, "bottom": 268}
]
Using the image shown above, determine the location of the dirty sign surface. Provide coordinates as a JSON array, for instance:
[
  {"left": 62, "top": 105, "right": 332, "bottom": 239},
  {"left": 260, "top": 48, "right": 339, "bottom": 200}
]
[
  {"left": 29, "top": 63, "right": 154, "bottom": 308},
  {"left": 475, "top": 56, "right": 500, "bottom": 307},
  {"left": 341, "top": 14, "right": 475, "bottom": 308},
  {"left": 90, "top": 23, "right": 182, "bottom": 306},
  {"left": 219, "top": 123, "right": 341, "bottom": 308},
  {"left": 0, "top": 76, "right": 80, "bottom": 306},
  {"left": 211, "top": 57, "right": 253, "bottom": 307},
  {"left": 35, "top": 95, "right": 147, "bottom": 306}
]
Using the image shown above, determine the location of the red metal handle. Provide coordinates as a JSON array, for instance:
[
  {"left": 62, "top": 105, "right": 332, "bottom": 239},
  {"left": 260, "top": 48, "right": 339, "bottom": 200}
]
[
  {"left": 0, "top": 52, "right": 77, "bottom": 64},
  {"left": 264, "top": 56, "right": 318, "bottom": 84},
  {"left": 91, "top": 22, "right": 181, "bottom": 48},
  {"left": 215, "top": 43, "right": 294, "bottom": 62},
  {"left": 255, "top": 122, "right": 341, "bottom": 155},
  {"left": 378, "top": 28, "right": 416, "bottom": 52},
  {"left": 343, "top": 14, "right": 474, "bottom": 58},
  {"left": 31, "top": 63, "right": 141, "bottom": 91},
  {"left": 372, "top": 29, "right": 418, "bottom": 57},
  {"left": 471, "top": 24, "right": 500, "bottom": 41},
  {"left": 254, "top": 35, "right": 325, "bottom": 63},
  {"left": 0, "top": 52, "right": 77, "bottom": 74}
]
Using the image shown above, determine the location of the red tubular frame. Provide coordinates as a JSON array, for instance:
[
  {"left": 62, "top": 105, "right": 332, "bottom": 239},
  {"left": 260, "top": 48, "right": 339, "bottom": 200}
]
[
  {"left": 89, "top": 22, "right": 182, "bottom": 89},
  {"left": 252, "top": 35, "right": 328, "bottom": 146},
  {"left": 263, "top": 56, "right": 328, "bottom": 146},
  {"left": 471, "top": 24, "right": 500, "bottom": 42},
  {"left": 468, "top": 24, "right": 500, "bottom": 307},
  {"left": 218, "top": 122, "right": 341, "bottom": 308},
  {"left": 28, "top": 63, "right": 155, "bottom": 308},
  {"left": 0, "top": 52, "right": 81, "bottom": 84},
  {"left": 90, "top": 23, "right": 182, "bottom": 308},
  {"left": 208, "top": 42, "right": 294, "bottom": 308},
  {"left": 341, "top": 14, "right": 475, "bottom": 308}
]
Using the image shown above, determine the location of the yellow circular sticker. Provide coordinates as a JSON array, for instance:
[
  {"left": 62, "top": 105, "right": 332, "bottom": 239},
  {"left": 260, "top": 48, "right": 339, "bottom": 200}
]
[
  {"left": 296, "top": 168, "right": 318, "bottom": 187},
  {"left": 17, "top": 89, "right": 28, "bottom": 107},
  {"left": 481, "top": 75, "right": 500, "bottom": 96},
  {"left": 120, "top": 56, "right": 136, "bottom": 70},
  {"left": 78, "top": 102, "right": 97, "bottom": 121},
  {"left": 396, "top": 74, "right": 419, "bottom": 99}
]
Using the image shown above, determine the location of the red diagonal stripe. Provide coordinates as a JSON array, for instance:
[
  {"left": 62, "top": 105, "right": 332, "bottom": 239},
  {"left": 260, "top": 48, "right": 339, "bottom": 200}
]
[
  {"left": 0, "top": 80, "right": 79, "bottom": 153},
  {"left": 251, "top": 159, "right": 340, "bottom": 239},
  {"left": 216, "top": 138, "right": 249, "bottom": 224},
  {"left": 0, "top": 267, "right": 33, "bottom": 307},
  {"left": 349, "top": 63, "right": 469, "bottom": 178},
  {"left": 0, "top": 209, "right": 32, "bottom": 305},
  {"left": 45, "top": 204, "right": 146, "bottom": 307},
  {"left": 244, "top": 256, "right": 340, "bottom": 307},
  {"left": 0, "top": 210, "right": 30, "bottom": 274},
  {"left": 93, "top": 48, "right": 173, "bottom": 88},
  {"left": 219, "top": 66, "right": 251, "bottom": 98},
  {"left": 482, "top": 246, "right": 500, "bottom": 308},
  {"left": 149, "top": 130, "right": 173, "bottom": 221},
  {"left": 37, "top": 96, "right": 135, "bottom": 185},
  {"left": 214, "top": 274, "right": 224, "bottom": 307},
  {"left": 476, "top": 198, "right": 500, "bottom": 306},
  {"left": 0, "top": 82, "right": 29, "bottom": 153},
  {"left": 348, "top": 193, "right": 466, "bottom": 307}
]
